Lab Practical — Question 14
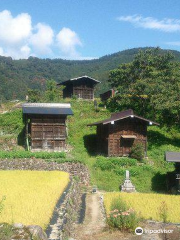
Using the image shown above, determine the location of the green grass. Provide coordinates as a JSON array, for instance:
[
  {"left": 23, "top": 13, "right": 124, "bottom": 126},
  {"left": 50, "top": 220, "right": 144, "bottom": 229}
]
[
  {"left": 67, "top": 99, "right": 178, "bottom": 192},
  {"left": 0, "top": 150, "right": 66, "bottom": 159},
  {"left": 0, "top": 99, "right": 180, "bottom": 192}
]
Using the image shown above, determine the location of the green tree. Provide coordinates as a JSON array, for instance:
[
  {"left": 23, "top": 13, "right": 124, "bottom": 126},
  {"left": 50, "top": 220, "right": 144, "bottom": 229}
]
[
  {"left": 43, "top": 80, "right": 64, "bottom": 102},
  {"left": 108, "top": 48, "right": 180, "bottom": 125},
  {"left": 27, "top": 89, "right": 41, "bottom": 103}
]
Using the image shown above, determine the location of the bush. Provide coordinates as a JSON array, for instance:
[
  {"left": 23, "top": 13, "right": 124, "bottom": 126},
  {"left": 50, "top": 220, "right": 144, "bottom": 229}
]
[
  {"left": 130, "top": 143, "right": 144, "bottom": 161},
  {"left": 0, "top": 150, "right": 66, "bottom": 159},
  {"left": 159, "top": 201, "right": 168, "bottom": 223},
  {"left": 95, "top": 157, "right": 137, "bottom": 171},
  {"left": 107, "top": 197, "right": 139, "bottom": 232}
]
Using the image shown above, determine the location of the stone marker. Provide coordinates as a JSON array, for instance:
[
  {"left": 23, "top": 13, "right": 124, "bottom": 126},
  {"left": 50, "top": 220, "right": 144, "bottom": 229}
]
[{"left": 121, "top": 170, "right": 136, "bottom": 192}]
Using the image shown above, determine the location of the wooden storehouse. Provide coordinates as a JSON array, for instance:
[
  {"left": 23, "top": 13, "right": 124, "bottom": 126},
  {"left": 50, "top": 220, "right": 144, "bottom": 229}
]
[
  {"left": 88, "top": 109, "right": 159, "bottom": 157},
  {"left": 22, "top": 103, "right": 73, "bottom": 151},
  {"left": 57, "top": 75, "right": 100, "bottom": 100},
  {"left": 100, "top": 89, "right": 115, "bottom": 102},
  {"left": 165, "top": 152, "right": 180, "bottom": 193}
]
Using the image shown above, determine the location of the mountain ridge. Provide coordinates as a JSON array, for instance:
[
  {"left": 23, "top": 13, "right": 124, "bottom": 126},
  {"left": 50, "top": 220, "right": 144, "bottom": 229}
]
[{"left": 1, "top": 47, "right": 180, "bottom": 100}]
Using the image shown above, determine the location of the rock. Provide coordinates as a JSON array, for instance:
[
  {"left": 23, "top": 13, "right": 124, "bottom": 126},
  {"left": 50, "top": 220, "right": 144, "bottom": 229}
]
[
  {"left": 27, "top": 225, "right": 48, "bottom": 240},
  {"left": 13, "top": 223, "right": 24, "bottom": 229}
]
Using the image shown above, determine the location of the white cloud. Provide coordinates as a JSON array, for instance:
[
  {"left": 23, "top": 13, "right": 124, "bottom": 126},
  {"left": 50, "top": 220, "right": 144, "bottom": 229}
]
[
  {"left": 30, "top": 23, "right": 54, "bottom": 54},
  {"left": 56, "top": 27, "right": 82, "bottom": 57},
  {"left": 117, "top": 15, "right": 180, "bottom": 32},
  {"left": 0, "top": 47, "right": 4, "bottom": 55},
  {"left": 165, "top": 41, "right": 180, "bottom": 46},
  {"left": 20, "top": 45, "right": 31, "bottom": 58},
  {"left": 0, "top": 10, "right": 94, "bottom": 60},
  {"left": 0, "top": 10, "right": 32, "bottom": 45}
]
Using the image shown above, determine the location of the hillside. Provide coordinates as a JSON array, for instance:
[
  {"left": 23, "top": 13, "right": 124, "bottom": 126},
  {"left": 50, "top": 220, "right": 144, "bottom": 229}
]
[
  {"left": 1, "top": 47, "right": 180, "bottom": 100},
  {"left": 0, "top": 99, "right": 179, "bottom": 192}
]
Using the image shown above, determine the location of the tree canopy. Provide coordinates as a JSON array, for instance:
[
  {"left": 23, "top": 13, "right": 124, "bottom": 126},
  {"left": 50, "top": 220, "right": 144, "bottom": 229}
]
[
  {"left": 108, "top": 48, "right": 180, "bottom": 126},
  {"left": 28, "top": 80, "right": 63, "bottom": 103}
]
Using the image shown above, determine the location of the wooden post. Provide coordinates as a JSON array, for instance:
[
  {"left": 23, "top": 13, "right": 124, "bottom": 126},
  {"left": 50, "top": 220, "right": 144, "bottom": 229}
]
[
  {"left": 145, "top": 139, "right": 147, "bottom": 157},
  {"left": 25, "top": 116, "right": 29, "bottom": 151}
]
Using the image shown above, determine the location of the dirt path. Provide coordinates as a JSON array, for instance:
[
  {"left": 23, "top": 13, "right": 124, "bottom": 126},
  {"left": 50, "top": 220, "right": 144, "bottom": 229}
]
[
  {"left": 73, "top": 192, "right": 106, "bottom": 240},
  {"left": 72, "top": 192, "right": 180, "bottom": 240}
]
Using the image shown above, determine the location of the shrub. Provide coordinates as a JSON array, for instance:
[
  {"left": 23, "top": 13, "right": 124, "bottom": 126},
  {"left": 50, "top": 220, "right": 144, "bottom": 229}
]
[
  {"left": 130, "top": 143, "right": 144, "bottom": 161},
  {"left": 95, "top": 157, "right": 137, "bottom": 171},
  {"left": 107, "top": 197, "right": 139, "bottom": 232},
  {"left": 110, "top": 197, "right": 127, "bottom": 211},
  {"left": 0, "top": 150, "right": 66, "bottom": 159},
  {"left": 113, "top": 168, "right": 125, "bottom": 176},
  {"left": 159, "top": 201, "right": 168, "bottom": 223}
]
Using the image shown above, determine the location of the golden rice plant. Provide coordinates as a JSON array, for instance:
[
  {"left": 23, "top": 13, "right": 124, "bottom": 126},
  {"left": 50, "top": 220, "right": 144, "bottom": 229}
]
[
  {"left": 104, "top": 192, "right": 180, "bottom": 223},
  {"left": 0, "top": 171, "right": 69, "bottom": 229}
]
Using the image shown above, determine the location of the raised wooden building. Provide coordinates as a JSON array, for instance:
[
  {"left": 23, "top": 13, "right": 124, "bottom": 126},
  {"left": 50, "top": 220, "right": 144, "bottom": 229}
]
[
  {"left": 57, "top": 75, "right": 100, "bottom": 100},
  {"left": 88, "top": 109, "right": 159, "bottom": 157},
  {"left": 22, "top": 103, "right": 73, "bottom": 151},
  {"left": 100, "top": 89, "right": 115, "bottom": 102},
  {"left": 165, "top": 152, "right": 180, "bottom": 193}
]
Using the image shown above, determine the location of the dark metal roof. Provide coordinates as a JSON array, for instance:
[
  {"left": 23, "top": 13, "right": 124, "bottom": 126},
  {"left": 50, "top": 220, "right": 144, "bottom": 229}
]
[
  {"left": 57, "top": 75, "right": 101, "bottom": 86},
  {"left": 22, "top": 103, "right": 73, "bottom": 115},
  {"left": 165, "top": 152, "right": 180, "bottom": 162},
  {"left": 87, "top": 109, "right": 159, "bottom": 126}
]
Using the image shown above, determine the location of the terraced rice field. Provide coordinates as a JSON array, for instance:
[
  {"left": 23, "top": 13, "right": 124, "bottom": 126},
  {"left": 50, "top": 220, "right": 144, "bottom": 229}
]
[
  {"left": 104, "top": 192, "right": 180, "bottom": 223},
  {"left": 0, "top": 171, "right": 69, "bottom": 228}
]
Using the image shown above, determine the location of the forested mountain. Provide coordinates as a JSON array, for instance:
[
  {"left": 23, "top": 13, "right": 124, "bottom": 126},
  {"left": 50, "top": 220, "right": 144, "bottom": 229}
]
[{"left": 1, "top": 47, "right": 180, "bottom": 100}]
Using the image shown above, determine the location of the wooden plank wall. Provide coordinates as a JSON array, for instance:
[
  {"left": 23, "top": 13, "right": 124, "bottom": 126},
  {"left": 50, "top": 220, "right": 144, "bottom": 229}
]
[
  {"left": 73, "top": 84, "right": 94, "bottom": 99},
  {"left": 30, "top": 115, "right": 67, "bottom": 151},
  {"left": 108, "top": 118, "right": 147, "bottom": 156}
]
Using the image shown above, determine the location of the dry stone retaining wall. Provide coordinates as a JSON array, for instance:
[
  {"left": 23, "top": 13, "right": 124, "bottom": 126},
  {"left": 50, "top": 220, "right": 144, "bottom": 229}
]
[{"left": 46, "top": 179, "right": 83, "bottom": 240}]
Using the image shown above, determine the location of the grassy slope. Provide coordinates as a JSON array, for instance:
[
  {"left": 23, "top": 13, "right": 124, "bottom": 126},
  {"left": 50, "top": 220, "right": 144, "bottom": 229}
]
[
  {"left": 0, "top": 99, "right": 180, "bottom": 192},
  {"left": 67, "top": 100, "right": 179, "bottom": 192}
]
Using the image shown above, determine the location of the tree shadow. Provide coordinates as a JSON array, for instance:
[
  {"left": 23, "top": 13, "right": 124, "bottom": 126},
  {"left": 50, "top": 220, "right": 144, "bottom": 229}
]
[
  {"left": 148, "top": 130, "right": 180, "bottom": 150},
  {"left": 83, "top": 134, "right": 98, "bottom": 156},
  {"left": 151, "top": 172, "right": 168, "bottom": 193},
  {"left": 17, "top": 126, "right": 26, "bottom": 148},
  {"left": 151, "top": 171, "right": 178, "bottom": 194}
]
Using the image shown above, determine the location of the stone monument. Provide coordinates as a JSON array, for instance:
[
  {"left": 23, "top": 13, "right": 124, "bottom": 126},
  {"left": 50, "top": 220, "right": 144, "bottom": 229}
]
[{"left": 121, "top": 170, "right": 136, "bottom": 192}]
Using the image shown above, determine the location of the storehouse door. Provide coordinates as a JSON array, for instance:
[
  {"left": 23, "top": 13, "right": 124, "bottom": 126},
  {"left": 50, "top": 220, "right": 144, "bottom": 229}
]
[
  {"left": 31, "top": 123, "right": 66, "bottom": 151},
  {"left": 120, "top": 138, "right": 134, "bottom": 156}
]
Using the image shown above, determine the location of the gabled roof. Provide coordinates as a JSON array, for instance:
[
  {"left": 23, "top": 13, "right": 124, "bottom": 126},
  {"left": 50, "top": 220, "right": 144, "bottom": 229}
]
[
  {"left": 57, "top": 75, "right": 101, "bottom": 85},
  {"left": 22, "top": 103, "right": 73, "bottom": 115},
  {"left": 165, "top": 152, "right": 180, "bottom": 163},
  {"left": 87, "top": 109, "right": 159, "bottom": 126}
]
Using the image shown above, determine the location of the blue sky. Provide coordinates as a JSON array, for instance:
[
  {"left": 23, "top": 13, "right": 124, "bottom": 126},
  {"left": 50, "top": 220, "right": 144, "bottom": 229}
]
[{"left": 0, "top": 0, "right": 180, "bottom": 59}]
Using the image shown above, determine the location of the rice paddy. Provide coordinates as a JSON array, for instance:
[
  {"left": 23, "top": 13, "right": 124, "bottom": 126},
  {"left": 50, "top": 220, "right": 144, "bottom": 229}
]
[
  {"left": 0, "top": 171, "right": 69, "bottom": 228},
  {"left": 104, "top": 192, "right": 180, "bottom": 223}
]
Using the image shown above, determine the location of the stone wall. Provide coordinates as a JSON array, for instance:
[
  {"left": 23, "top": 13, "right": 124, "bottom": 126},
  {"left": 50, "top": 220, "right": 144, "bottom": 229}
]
[
  {"left": 46, "top": 179, "right": 83, "bottom": 240},
  {"left": 0, "top": 223, "right": 48, "bottom": 240}
]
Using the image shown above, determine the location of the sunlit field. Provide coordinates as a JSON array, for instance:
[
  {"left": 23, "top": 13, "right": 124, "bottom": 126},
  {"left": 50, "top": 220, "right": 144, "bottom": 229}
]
[
  {"left": 0, "top": 171, "right": 69, "bottom": 228},
  {"left": 104, "top": 192, "right": 180, "bottom": 223}
]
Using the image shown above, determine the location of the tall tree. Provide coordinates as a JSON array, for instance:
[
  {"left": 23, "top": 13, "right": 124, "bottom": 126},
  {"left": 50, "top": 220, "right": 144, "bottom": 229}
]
[
  {"left": 28, "top": 80, "right": 64, "bottom": 103},
  {"left": 43, "top": 80, "right": 63, "bottom": 102},
  {"left": 108, "top": 48, "right": 180, "bottom": 125}
]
